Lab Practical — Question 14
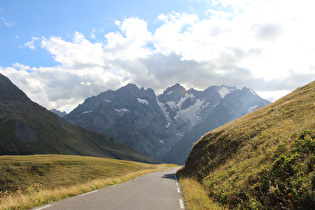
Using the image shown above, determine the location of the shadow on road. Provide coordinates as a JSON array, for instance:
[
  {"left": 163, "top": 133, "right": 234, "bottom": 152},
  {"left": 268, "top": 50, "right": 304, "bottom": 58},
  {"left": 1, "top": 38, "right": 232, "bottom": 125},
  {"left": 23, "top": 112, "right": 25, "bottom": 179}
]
[{"left": 162, "top": 173, "right": 176, "bottom": 180}]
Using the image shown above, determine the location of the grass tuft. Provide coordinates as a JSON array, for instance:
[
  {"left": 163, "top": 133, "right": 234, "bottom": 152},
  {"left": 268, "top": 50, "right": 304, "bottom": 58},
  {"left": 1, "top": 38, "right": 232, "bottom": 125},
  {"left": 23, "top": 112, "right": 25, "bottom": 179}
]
[{"left": 177, "top": 168, "right": 223, "bottom": 210}]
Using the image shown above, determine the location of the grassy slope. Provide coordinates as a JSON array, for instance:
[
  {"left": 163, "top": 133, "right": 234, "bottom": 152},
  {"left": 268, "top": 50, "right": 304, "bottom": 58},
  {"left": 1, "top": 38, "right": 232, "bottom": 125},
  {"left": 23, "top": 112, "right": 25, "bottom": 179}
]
[
  {"left": 178, "top": 80, "right": 315, "bottom": 209},
  {"left": 0, "top": 100, "right": 157, "bottom": 163},
  {"left": 0, "top": 73, "right": 156, "bottom": 164},
  {"left": 0, "top": 154, "right": 166, "bottom": 209}
]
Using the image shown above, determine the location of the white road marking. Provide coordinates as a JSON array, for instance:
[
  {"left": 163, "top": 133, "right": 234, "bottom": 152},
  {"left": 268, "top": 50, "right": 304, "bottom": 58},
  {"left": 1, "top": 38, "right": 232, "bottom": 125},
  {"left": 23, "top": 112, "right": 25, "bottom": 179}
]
[
  {"left": 177, "top": 188, "right": 180, "bottom": 193},
  {"left": 176, "top": 182, "right": 179, "bottom": 185},
  {"left": 34, "top": 204, "right": 52, "bottom": 210},
  {"left": 179, "top": 199, "right": 185, "bottom": 209},
  {"left": 79, "top": 190, "right": 99, "bottom": 197}
]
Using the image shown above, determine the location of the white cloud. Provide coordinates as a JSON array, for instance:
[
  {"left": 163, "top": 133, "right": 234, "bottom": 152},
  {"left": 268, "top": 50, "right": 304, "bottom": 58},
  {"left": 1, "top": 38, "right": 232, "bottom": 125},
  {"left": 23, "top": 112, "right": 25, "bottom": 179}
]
[
  {"left": 104, "top": 17, "right": 153, "bottom": 60},
  {"left": 25, "top": 37, "right": 40, "bottom": 50},
  {"left": 1, "top": 0, "right": 315, "bottom": 111},
  {"left": 154, "top": 12, "right": 199, "bottom": 56},
  {"left": 41, "top": 32, "right": 106, "bottom": 68},
  {"left": 1, "top": 16, "right": 14, "bottom": 27}
]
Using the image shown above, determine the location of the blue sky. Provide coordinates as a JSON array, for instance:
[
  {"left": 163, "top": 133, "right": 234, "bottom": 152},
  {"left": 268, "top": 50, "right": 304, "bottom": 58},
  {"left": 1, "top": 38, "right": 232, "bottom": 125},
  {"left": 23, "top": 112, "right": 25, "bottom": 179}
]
[
  {"left": 1, "top": 0, "right": 190, "bottom": 66},
  {"left": 1, "top": 0, "right": 222, "bottom": 67},
  {"left": 1, "top": 0, "right": 315, "bottom": 112}
]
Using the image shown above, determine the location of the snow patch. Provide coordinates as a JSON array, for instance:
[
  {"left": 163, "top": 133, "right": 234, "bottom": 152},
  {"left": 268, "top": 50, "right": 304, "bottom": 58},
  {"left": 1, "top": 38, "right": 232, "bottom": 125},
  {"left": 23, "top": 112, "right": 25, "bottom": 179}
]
[
  {"left": 137, "top": 98, "right": 149, "bottom": 105},
  {"left": 214, "top": 102, "right": 220, "bottom": 107},
  {"left": 166, "top": 101, "right": 177, "bottom": 110},
  {"left": 218, "top": 86, "right": 232, "bottom": 98},
  {"left": 82, "top": 110, "right": 93, "bottom": 114},
  {"left": 248, "top": 105, "right": 258, "bottom": 112},
  {"left": 157, "top": 99, "right": 171, "bottom": 122},
  {"left": 201, "top": 102, "right": 210, "bottom": 109},
  {"left": 250, "top": 89, "right": 258, "bottom": 96},
  {"left": 175, "top": 99, "right": 204, "bottom": 126},
  {"left": 105, "top": 100, "right": 111, "bottom": 103},
  {"left": 115, "top": 108, "right": 130, "bottom": 113},
  {"left": 177, "top": 93, "right": 195, "bottom": 110},
  {"left": 164, "top": 93, "right": 195, "bottom": 111},
  {"left": 167, "top": 90, "right": 173, "bottom": 95}
]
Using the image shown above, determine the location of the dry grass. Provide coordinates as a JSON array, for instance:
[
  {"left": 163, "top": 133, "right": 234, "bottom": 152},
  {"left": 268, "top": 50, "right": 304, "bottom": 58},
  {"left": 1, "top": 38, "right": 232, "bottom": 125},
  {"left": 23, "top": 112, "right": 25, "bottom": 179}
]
[
  {"left": 0, "top": 155, "right": 168, "bottom": 210},
  {"left": 0, "top": 169, "right": 163, "bottom": 210},
  {"left": 177, "top": 169, "right": 223, "bottom": 210},
  {"left": 178, "top": 80, "right": 315, "bottom": 209}
]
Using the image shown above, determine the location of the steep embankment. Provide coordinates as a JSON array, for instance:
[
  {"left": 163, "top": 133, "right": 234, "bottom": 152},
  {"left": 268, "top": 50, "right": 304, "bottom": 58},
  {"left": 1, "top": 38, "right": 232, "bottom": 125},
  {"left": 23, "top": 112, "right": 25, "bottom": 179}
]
[{"left": 178, "top": 80, "right": 315, "bottom": 209}]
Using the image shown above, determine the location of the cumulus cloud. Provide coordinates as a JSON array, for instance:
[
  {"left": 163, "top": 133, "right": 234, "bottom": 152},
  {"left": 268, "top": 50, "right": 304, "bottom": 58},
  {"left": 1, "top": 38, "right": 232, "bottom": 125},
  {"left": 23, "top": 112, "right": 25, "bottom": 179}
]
[
  {"left": 104, "top": 17, "right": 153, "bottom": 60},
  {"left": 1, "top": 0, "right": 315, "bottom": 112}
]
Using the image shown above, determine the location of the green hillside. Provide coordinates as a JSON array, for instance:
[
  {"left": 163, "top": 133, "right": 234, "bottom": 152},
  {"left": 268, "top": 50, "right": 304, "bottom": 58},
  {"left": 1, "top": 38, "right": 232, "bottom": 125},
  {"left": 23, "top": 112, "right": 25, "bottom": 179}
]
[
  {"left": 0, "top": 73, "right": 156, "bottom": 164},
  {"left": 178, "top": 80, "right": 315, "bottom": 209}
]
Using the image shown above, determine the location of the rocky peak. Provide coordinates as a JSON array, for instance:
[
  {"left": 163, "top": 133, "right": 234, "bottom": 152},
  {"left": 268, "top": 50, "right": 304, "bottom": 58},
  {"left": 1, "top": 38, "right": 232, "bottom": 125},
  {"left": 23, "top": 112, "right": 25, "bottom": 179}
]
[
  {"left": 0, "top": 73, "right": 30, "bottom": 102},
  {"left": 158, "top": 83, "right": 187, "bottom": 103},
  {"left": 64, "top": 83, "right": 270, "bottom": 162}
]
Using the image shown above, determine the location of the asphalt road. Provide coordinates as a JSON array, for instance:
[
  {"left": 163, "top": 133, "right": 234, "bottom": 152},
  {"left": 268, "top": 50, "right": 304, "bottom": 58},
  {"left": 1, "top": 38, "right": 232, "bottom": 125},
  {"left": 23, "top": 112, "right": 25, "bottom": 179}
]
[{"left": 34, "top": 167, "right": 185, "bottom": 210}]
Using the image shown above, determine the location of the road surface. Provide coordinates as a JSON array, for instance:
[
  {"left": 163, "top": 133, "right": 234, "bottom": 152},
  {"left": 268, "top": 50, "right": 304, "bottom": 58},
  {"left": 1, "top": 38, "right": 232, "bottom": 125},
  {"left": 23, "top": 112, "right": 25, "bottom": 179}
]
[{"left": 34, "top": 167, "right": 185, "bottom": 210}]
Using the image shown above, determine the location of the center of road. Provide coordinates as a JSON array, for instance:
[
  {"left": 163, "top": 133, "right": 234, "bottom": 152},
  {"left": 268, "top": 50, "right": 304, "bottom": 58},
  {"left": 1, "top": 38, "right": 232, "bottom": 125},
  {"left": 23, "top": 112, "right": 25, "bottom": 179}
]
[{"left": 34, "top": 167, "right": 185, "bottom": 210}]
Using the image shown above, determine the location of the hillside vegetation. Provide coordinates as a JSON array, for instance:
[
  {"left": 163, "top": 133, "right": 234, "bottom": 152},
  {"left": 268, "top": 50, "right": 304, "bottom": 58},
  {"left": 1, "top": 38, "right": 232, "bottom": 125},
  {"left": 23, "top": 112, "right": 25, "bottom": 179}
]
[
  {"left": 0, "top": 73, "right": 156, "bottom": 164},
  {"left": 178, "top": 80, "right": 315, "bottom": 209},
  {"left": 0, "top": 154, "right": 167, "bottom": 209}
]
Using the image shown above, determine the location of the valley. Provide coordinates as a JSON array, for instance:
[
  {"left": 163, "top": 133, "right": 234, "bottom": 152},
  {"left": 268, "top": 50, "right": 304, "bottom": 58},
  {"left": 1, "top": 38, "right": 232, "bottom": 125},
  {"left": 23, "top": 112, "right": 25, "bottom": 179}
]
[{"left": 2, "top": 72, "right": 314, "bottom": 209}]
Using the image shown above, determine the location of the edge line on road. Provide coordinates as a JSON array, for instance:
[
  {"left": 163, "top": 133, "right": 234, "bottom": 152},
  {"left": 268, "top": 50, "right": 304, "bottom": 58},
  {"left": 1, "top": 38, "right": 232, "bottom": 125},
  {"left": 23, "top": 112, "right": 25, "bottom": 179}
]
[
  {"left": 33, "top": 204, "right": 52, "bottom": 210},
  {"left": 179, "top": 199, "right": 185, "bottom": 209},
  {"left": 79, "top": 190, "right": 99, "bottom": 197}
]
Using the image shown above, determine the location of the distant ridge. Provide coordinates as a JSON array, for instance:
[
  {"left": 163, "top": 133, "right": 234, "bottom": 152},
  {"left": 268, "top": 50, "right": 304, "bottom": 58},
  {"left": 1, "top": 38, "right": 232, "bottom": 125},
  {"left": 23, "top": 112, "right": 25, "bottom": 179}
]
[
  {"left": 178, "top": 80, "right": 315, "bottom": 209},
  {"left": 50, "top": 109, "right": 67, "bottom": 117},
  {"left": 0, "top": 73, "right": 157, "bottom": 164},
  {"left": 65, "top": 82, "right": 270, "bottom": 163}
]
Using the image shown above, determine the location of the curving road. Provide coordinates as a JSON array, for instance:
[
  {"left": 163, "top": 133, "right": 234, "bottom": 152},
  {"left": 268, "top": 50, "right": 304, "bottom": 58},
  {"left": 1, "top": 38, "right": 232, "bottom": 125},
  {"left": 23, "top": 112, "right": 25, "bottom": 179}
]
[{"left": 34, "top": 167, "right": 185, "bottom": 210}]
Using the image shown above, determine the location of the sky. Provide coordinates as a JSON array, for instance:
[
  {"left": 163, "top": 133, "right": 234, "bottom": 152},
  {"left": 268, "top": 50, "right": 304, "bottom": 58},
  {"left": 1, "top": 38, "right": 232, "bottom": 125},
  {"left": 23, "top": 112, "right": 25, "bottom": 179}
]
[{"left": 1, "top": 0, "right": 315, "bottom": 112}]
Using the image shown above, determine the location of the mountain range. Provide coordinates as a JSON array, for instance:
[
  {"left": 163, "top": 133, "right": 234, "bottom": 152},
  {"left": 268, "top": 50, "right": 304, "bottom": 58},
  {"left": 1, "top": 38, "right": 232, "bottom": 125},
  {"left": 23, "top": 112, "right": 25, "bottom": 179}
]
[
  {"left": 0, "top": 73, "right": 156, "bottom": 163},
  {"left": 64, "top": 83, "right": 270, "bottom": 164}
]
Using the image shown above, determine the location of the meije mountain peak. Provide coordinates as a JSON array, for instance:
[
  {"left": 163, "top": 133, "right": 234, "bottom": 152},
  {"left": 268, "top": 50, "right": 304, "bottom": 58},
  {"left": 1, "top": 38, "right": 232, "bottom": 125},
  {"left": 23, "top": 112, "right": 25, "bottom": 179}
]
[{"left": 64, "top": 83, "right": 270, "bottom": 164}]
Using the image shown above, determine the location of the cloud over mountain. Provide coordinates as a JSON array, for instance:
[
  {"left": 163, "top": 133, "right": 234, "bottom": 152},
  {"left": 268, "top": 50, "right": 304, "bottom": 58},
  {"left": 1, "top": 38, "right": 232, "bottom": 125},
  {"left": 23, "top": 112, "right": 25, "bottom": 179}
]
[{"left": 1, "top": 0, "right": 314, "bottom": 112}]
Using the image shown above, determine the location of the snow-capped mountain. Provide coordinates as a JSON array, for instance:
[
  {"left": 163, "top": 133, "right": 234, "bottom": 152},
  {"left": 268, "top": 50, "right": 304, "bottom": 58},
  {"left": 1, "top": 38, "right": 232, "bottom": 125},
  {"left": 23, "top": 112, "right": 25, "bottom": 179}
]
[
  {"left": 64, "top": 84, "right": 173, "bottom": 159},
  {"left": 161, "top": 85, "right": 270, "bottom": 164},
  {"left": 157, "top": 84, "right": 237, "bottom": 133},
  {"left": 64, "top": 83, "right": 270, "bottom": 162}
]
